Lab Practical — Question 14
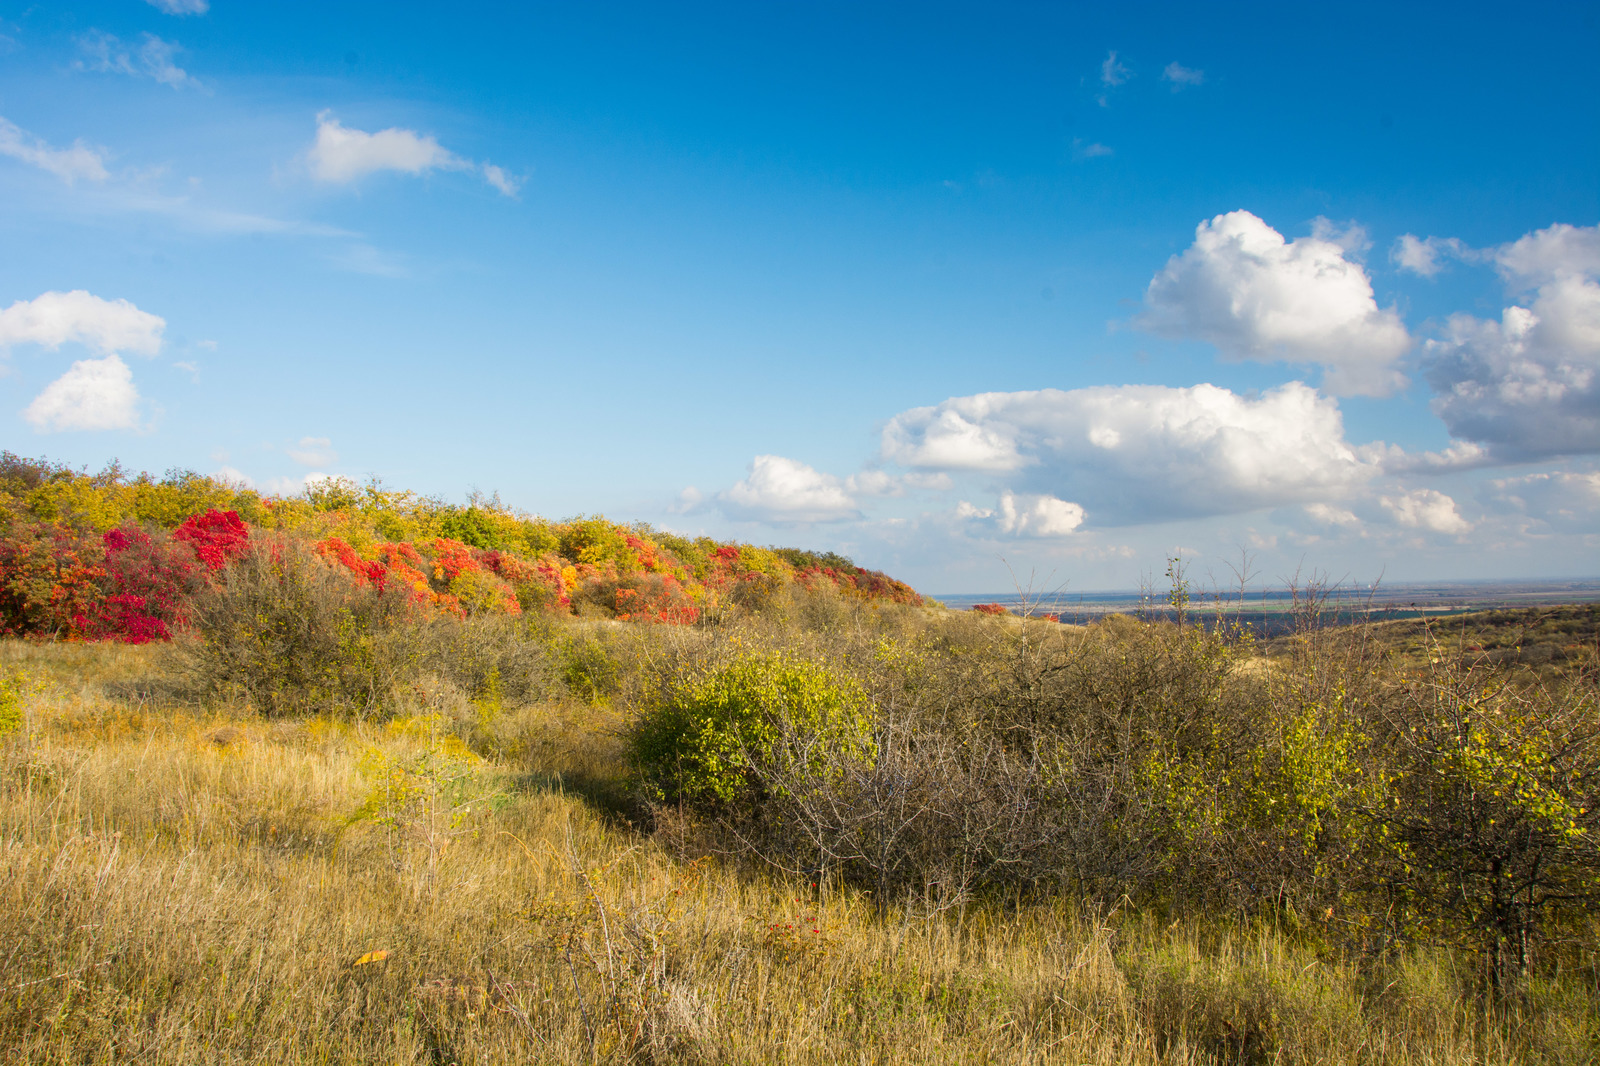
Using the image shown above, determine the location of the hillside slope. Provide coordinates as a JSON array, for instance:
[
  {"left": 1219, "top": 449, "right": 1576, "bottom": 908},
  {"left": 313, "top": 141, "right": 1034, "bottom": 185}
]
[{"left": 0, "top": 452, "right": 920, "bottom": 641}]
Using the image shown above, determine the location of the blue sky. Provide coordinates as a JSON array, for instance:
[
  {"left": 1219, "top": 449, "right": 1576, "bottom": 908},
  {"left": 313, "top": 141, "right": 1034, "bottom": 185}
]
[{"left": 1, "top": 1, "right": 1596, "bottom": 593}]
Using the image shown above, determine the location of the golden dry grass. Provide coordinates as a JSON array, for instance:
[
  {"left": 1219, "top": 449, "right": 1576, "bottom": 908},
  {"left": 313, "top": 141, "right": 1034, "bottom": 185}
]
[{"left": 0, "top": 641, "right": 1593, "bottom": 1065}]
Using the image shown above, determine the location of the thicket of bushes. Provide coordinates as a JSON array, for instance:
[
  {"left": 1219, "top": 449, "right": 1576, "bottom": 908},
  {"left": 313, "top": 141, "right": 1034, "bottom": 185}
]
[
  {"left": 0, "top": 452, "right": 919, "bottom": 644},
  {"left": 624, "top": 606, "right": 1599, "bottom": 992}
]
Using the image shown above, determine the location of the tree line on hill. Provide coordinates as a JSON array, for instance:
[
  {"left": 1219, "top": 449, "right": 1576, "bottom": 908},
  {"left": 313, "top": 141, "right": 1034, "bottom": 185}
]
[{"left": 0, "top": 452, "right": 921, "bottom": 643}]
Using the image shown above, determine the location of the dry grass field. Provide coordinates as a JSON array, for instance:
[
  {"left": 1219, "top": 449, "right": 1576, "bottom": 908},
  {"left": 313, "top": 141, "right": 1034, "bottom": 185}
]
[{"left": 2, "top": 615, "right": 1596, "bottom": 1065}]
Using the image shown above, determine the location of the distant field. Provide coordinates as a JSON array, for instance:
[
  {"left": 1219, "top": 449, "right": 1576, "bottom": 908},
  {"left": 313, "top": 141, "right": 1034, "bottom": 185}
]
[{"left": 940, "top": 579, "right": 1600, "bottom": 633}]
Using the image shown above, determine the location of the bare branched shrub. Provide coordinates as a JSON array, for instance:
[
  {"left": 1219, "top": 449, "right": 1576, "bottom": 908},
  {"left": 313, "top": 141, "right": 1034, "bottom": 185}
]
[
  {"left": 416, "top": 614, "right": 559, "bottom": 706},
  {"left": 176, "top": 535, "right": 564, "bottom": 721},
  {"left": 738, "top": 704, "right": 1075, "bottom": 914},
  {"left": 176, "top": 535, "right": 424, "bottom": 716}
]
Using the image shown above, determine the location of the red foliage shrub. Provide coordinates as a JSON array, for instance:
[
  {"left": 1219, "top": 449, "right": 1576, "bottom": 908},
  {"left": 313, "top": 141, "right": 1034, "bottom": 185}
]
[
  {"left": 973, "top": 603, "right": 1009, "bottom": 616},
  {"left": 90, "top": 593, "right": 163, "bottom": 643},
  {"left": 173, "top": 509, "right": 250, "bottom": 571},
  {"left": 797, "top": 565, "right": 924, "bottom": 606},
  {"left": 534, "top": 556, "right": 572, "bottom": 609},
  {"left": 624, "top": 534, "right": 667, "bottom": 574},
  {"left": 90, "top": 523, "right": 204, "bottom": 643},
  {"left": 480, "top": 550, "right": 532, "bottom": 583},
  {"left": 612, "top": 573, "right": 701, "bottom": 625},
  {"left": 428, "top": 537, "right": 480, "bottom": 581},
  {"left": 315, "top": 535, "right": 390, "bottom": 591}
]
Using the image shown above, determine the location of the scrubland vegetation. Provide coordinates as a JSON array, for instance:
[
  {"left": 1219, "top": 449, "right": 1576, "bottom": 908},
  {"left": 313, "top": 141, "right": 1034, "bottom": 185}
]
[{"left": 1, "top": 454, "right": 1597, "bottom": 1063}]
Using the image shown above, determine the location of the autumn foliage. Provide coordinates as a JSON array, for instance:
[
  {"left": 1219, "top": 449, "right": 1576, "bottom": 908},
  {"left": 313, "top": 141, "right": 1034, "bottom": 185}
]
[{"left": 0, "top": 452, "right": 922, "bottom": 643}]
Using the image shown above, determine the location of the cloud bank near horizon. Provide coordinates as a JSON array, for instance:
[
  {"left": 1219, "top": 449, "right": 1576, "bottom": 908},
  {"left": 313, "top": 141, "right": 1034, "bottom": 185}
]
[{"left": 693, "top": 216, "right": 1598, "bottom": 570}]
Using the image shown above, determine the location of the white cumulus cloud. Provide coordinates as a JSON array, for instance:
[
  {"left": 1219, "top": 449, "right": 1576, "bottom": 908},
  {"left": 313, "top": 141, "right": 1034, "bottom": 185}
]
[
  {"left": 23, "top": 354, "right": 141, "bottom": 432},
  {"left": 309, "top": 112, "right": 467, "bottom": 182},
  {"left": 956, "top": 492, "right": 1086, "bottom": 537},
  {"left": 1380, "top": 489, "right": 1471, "bottom": 535},
  {"left": 1303, "top": 502, "right": 1361, "bottom": 528},
  {"left": 1493, "top": 222, "right": 1600, "bottom": 287},
  {"left": 719, "top": 455, "right": 859, "bottom": 523},
  {"left": 0, "top": 290, "right": 165, "bottom": 357},
  {"left": 1422, "top": 223, "right": 1600, "bottom": 459},
  {"left": 77, "top": 31, "right": 198, "bottom": 89},
  {"left": 993, "top": 492, "right": 1086, "bottom": 537},
  {"left": 0, "top": 117, "right": 109, "bottom": 183},
  {"left": 884, "top": 381, "right": 1379, "bottom": 525},
  {"left": 307, "top": 112, "right": 519, "bottom": 197},
  {"left": 1139, "top": 210, "right": 1412, "bottom": 396}
]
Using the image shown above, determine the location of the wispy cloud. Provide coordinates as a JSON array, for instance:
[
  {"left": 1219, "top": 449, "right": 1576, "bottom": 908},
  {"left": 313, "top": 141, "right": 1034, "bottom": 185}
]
[
  {"left": 1096, "top": 50, "right": 1130, "bottom": 107},
  {"left": 145, "top": 0, "right": 209, "bottom": 14},
  {"left": 0, "top": 117, "right": 109, "bottom": 183},
  {"left": 6, "top": 151, "right": 360, "bottom": 246},
  {"left": 2, "top": 111, "right": 358, "bottom": 237},
  {"left": 77, "top": 31, "right": 201, "bottom": 90},
  {"left": 481, "top": 163, "right": 524, "bottom": 197},
  {"left": 307, "top": 112, "right": 521, "bottom": 197},
  {"left": 326, "top": 243, "right": 409, "bottom": 277},
  {"left": 286, "top": 436, "right": 337, "bottom": 466},
  {"left": 65, "top": 180, "right": 358, "bottom": 238},
  {"left": 1100, "top": 51, "right": 1130, "bottom": 87},
  {"left": 1483, "top": 469, "right": 1600, "bottom": 533},
  {"left": 1391, "top": 234, "right": 1473, "bottom": 277},
  {"left": 1161, "top": 62, "right": 1204, "bottom": 88}
]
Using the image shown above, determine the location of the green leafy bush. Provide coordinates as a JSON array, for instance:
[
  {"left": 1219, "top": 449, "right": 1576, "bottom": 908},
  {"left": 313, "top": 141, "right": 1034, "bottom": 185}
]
[{"left": 630, "top": 651, "right": 875, "bottom": 806}]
